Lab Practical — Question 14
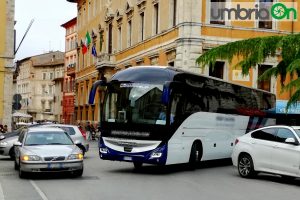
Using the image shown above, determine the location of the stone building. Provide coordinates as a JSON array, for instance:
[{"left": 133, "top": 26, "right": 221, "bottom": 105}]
[
  {"left": 16, "top": 51, "right": 64, "bottom": 122},
  {"left": 66, "top": 0, "right": 300, "bottom": 123},
  {"left": 0, "top": 0, "right": 15, "bottom": 130}
]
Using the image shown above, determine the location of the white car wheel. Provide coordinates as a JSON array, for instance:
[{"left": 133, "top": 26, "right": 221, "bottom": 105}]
[{"left": 238, "top": 154, "right": 256, "bottom": 178}]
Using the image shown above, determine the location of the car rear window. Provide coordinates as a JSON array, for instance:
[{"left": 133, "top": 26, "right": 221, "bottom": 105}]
[{"left": 54, "top": 126, "right": 76, "bottom": 135}]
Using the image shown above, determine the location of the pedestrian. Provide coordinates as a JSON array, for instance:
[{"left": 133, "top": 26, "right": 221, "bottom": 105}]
[
  {"left": 3, "top": 125, "right": 7, "bottom": 133},
  {"left": 85, "top": 122, "right": 92, "bottom": 141},
  {"left": 0, "top": 124, "right": 4, "bottom": 133},
  {"left": 86, "top": 122, "right": 96, "bottom": 140}
]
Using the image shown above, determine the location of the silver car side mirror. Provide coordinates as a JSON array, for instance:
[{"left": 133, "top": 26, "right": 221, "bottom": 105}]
[
  {"left": 74, "top": 140, "right": 82, "bottom": 145},
  {"left": 13, "top": 141, "right": 22, "bottom": 146}
]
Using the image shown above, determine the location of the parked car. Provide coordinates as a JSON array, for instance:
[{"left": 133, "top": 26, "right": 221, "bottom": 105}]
[
  {"left": 0, "top": 123, "right": 51, "bottom": 159},
  {"left": 14, "top": 127, "right": 84, "bottom": 178},
  {"left": 0, "top": 129, "right": 23, "bottom": 159},
  {"left": 232, "top": 125, "right": 300, "bottom": 180},
  {"left": 41, "top": 124, "right": 89, "bottom": 155}
]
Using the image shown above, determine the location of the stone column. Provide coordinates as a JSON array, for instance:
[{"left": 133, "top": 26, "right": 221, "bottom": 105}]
[
  {"left": 175, "top": 0, "right": 203, "bottom": 73},
  {"left": 3, "top": 0, "right": 15, "bottom": 131}
]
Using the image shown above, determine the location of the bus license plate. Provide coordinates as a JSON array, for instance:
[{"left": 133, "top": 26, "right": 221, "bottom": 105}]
[{"left": 124, "top": 156, "right": 132, "bottom": 161}]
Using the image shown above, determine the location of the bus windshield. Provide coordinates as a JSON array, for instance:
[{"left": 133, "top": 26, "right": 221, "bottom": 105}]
[{"left": 104, "top": 83, "right": 167, "bottom": 125}]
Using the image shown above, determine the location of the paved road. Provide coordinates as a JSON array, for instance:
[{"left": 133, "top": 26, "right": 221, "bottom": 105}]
[{"left": 1, "top": 141, "right": 300, "bottom": 200}]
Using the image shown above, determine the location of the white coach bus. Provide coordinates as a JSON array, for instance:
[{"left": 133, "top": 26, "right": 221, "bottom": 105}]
[{"left": 89, "top": 66, "right": 276, "bottom": 169}]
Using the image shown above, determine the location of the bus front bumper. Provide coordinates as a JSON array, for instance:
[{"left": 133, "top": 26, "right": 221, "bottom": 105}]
[{"left": 98, "top": 139, "right": 167, "bottom": 165}]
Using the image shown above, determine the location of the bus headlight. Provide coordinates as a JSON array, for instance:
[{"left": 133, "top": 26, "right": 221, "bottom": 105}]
[
  {"left": 99, "top": 148, "right": 108, "bottom": 154},
  {"left": 150, "top": 152, "right": 162, "bottom": 159}
]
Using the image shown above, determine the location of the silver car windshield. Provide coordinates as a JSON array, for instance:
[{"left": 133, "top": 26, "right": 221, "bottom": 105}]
[{"left": 24, "top": 132, "right": 73, "bottom": 146}]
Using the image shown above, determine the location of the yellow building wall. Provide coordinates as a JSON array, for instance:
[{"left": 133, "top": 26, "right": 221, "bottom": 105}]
[
  {"left": 201, "top": 0, "right": 299, "bottom": 101},
  {"left": 202, "top": 0, "right": 298, "bottom": 33}
]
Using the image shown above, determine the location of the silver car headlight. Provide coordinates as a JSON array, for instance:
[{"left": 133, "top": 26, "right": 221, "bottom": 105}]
[
  {"left": 22, "top": 155, "right": 41, "bottom": 161},
  {"left": 0, "top": 141, "right": 8, "bottom": 146},
  {"left": 67, "top": 153, "right": 83, "bottom": 160}
]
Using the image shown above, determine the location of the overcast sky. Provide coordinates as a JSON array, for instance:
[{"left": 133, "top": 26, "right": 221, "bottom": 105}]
[{"left": 15, "top": 0, "right": 77, "bottom": 60}]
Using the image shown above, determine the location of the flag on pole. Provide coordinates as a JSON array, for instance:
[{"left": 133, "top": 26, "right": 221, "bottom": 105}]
[
  {"left": 82, "top": 31, "right": 92, "bottom": 54},
  {"left": 91, "top": 45, "right": 97, "bottom": 57}
]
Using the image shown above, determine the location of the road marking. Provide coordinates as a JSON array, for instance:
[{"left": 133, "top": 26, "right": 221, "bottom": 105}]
[
  {"left": 0, "top": 181, "right": 5, "bottom": 200},
  {"left": 30, "top": 180, "right": 48, "bottom": 200}
]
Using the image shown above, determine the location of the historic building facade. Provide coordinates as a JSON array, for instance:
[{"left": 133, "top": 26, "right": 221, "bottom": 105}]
[
  {"left": 0, "top": 0, "right": 15, "bottom": 130},
  {"left": 61, "top": 17, "right": 77, "bottom": 124},
  {"left": 16, "top": 51, "right": 64, "bottom": 122},
  {"left": 67, "top": 0, "right": 300, "bottom": 124}
]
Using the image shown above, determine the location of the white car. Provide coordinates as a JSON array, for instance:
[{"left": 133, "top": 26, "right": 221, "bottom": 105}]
[
  {"left": 42, "top": 124, "right": 89, "bottom": 155},
  {"left": 0, "top": 130, "right": 22, "bottom": 159},
  {"left": 232, "top": 125, "right": 300, "bottom": 179}
]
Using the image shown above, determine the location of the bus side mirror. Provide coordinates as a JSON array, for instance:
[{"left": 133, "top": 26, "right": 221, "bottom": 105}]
[
  {"left": 162, "top": 82, "right": 171, "bottom": 105},
  {"left": 89, "top": 80, "right": 107, "bottom": 104},
  {"left": 161, "top": 81, "right": 183, "bottom": 105}
]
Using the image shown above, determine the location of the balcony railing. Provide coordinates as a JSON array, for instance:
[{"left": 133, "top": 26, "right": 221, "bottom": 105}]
[{"left": 96, "top": 53, "right": 116, "bottom": 70}]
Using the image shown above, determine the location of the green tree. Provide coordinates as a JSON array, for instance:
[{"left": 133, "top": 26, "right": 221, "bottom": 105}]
[{"left": 196, "top": 33, "right": 300, "bottom": 109}]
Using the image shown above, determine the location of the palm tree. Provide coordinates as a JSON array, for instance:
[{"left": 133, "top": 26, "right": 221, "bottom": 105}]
[{"left": 196, "top": 33, "right": 300, "bottom": 108}]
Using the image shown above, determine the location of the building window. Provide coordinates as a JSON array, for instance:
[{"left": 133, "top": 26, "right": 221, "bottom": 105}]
[
  {"left": 127, "top": 20, "right": 132, "bottom": 47},
  {"left": 257, "top": 64, "right": 272, "bottom": 91},
  {"left": 153, "top": 3, "right": 159, "bottom": 35},
  {"left": 50, "top": 72, "right": 53, "bottom": 80},
  {"left": 210, "top": 0, "right": 226, "bottom": 25},
  {"left": 168, "top": 61, "right": 174, "bottom": 67},
  {"left": 209, "top": 61, "right": 225, "bottom": 79},
  {"left": 49, "top": 101, "right": 53, "bottom": 112},
  {"left": 42, "top": 85, "right": 46, "bottom": 95},
  {"left": 118, "top": 27, "right": 122, "bottom": 51},
  {"left": 150, "top": 57, "right": 158, "bottom": 65},
  {"left": 43, "top": 72, "right": 47, "bottom": 80},
  {"left": 258, "top": 0, "right": 273, "bottom": 29},
  {"left": 108, "top": 23, "right": 113, "bottom": 54},
  {"left": 170, "top": 0, "right": 177, "bottom": 27},
  {"left": 81, "top": 86, "right": 84, "bottom": 105},
  {"left": 140, "top": 12, "right": 145, "bottom": 42},
  {"left": 49, "top": 85, "right": 53, "bottom": 95},
  {"left": 41, "top": 101, "right": 45, "bottom": 110}
]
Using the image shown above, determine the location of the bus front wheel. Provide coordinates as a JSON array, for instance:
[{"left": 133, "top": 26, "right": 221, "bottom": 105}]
[{"left": 189, "top": 141, "right": 202, "bottom": 169}]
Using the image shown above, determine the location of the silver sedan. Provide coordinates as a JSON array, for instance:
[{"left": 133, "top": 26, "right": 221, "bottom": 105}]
[{"left": 14, "top": 127, "right": 84, "bottom": 178}]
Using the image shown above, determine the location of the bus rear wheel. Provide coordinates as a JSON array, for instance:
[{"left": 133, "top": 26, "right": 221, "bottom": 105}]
[{"left": 189, "top": 141, "right": 202, "bottom": 169}]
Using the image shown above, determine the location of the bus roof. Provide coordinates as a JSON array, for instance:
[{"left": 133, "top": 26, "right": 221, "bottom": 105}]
[
  {"left": 111, "top": 66, "right": 179, "bottom": 83},
  {"left": 110, "top": 66, "right": 274, "bottom": 95}
]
